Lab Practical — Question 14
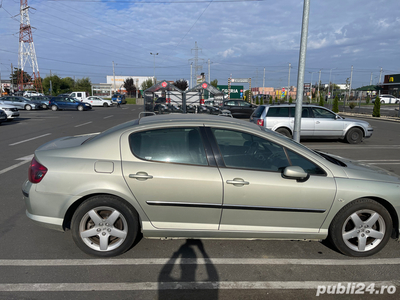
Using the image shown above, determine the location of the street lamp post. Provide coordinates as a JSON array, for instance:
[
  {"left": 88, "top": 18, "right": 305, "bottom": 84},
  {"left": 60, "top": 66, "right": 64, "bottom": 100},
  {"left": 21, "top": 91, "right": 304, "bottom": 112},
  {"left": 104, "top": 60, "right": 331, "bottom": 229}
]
[{"left": 150, "top": 52, "right": 158, "bottom": 84}]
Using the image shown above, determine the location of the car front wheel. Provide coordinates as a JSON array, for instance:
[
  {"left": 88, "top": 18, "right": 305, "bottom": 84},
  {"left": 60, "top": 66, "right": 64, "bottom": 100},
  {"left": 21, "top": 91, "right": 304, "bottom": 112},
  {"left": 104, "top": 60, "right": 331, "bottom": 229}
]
[
  {"left": 329, "top": 198, "right": 392, "bottom": 257},
  {"left": 345, "top": 127, "right": 363, "bottom": 144},
  {"left": 25, "top": 104, "right": 32, "bottom": 111},
  {"left": 71, "top": 195, "right": 139, "bottom": 257},
  {"left": 77, "top": 105, "right": 84, "bottom": 111},
  {"left": 103, "top": 103, "right": 108, "bottom": 107}
]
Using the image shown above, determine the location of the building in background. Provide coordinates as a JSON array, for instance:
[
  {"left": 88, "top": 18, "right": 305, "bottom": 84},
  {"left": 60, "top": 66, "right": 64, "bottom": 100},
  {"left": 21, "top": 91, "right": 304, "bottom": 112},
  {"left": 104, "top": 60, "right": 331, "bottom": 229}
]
[{"left": 382, "top": 74, "right": 400, "bottom": 97}]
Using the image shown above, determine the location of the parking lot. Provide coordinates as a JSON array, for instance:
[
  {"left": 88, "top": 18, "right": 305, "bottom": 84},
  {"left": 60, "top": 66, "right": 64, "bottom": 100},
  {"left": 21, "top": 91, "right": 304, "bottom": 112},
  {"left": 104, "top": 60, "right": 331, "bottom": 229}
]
[{"left": 1, "top": 105, "right": 400, "bottom": 299}]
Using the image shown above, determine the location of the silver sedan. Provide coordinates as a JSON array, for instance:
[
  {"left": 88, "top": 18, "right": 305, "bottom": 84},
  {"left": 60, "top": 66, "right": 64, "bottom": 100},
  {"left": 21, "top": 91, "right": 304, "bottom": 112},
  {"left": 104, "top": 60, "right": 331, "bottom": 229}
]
[{"left": 22, "top": 114, "right": 400, "bottom": 257}]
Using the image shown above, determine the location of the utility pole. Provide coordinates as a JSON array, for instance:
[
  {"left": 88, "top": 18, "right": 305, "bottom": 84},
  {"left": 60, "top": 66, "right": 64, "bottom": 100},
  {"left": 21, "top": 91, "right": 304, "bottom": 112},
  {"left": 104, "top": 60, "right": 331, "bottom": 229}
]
[
  {"left": 11, "top": 63, "right": 14, "bottom": 94},
  {"left": 150, "top": 52, "right": 158, "bottom": 83},
  {"left": 189, "top": 42, "right": 203, "bottom": 86},
  {"left": 293, "top": 0, "right": 310, "bottom": 142},
  {"left": 112, "top": 61, "right": 116, "bottom": 93},
  {"left": 370, "top": 72, "right": 373, "bottom": 85},
  {"left": 317, "top": 69, "right": 321, "bottom": 100},
  {"left": 263, "top": 67, "right": 265, "bottom": 89},
  {"left": 328, "top": 69, "right": 332, "bottom": 99},
  {"left": 347, "top": 65, "right": 353, "bottom": 106},
  {"left": 287, "top": 63, "right": 291, "bottom": 102},
  {"left": 18, "top": 0, "right": 42, "bottom": 92},
  {"left": 379, "top": 67, "right": 383, "bottom": 84},
  {"left": 208, "top": 59, "right": 211, "bottom": 83},
  {"left": 190, "top": 63, "right": 193, "bottom": 88}
]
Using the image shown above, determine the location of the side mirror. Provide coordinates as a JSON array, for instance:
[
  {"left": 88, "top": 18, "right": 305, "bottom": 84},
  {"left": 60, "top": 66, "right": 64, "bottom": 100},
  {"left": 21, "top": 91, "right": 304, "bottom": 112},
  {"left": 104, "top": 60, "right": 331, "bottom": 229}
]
[{"left": 282, "top": 166, "right": 309, "bottom": 182}]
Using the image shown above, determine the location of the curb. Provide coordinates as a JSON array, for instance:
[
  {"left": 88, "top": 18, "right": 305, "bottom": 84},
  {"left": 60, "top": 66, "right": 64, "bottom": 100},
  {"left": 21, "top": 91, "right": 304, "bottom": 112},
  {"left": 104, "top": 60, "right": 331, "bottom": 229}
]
[{"left": 339, "top": 112, "right": 400, "bottom": 123}]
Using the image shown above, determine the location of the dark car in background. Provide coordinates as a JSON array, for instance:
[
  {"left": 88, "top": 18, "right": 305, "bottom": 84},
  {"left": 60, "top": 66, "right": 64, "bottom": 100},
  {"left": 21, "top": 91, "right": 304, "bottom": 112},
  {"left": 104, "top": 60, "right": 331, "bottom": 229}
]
[
  {"left": 221, "top": 100, "right": 257, "bottom": 118},
  {"left": 112, "top": 94, "right": 126, "bottom": 104},
  {"left": 49, "top": 96, "right": 92, "bottom": 111},
  {"left": 29, "top": 96, "right": 52, "bottom": 109}
]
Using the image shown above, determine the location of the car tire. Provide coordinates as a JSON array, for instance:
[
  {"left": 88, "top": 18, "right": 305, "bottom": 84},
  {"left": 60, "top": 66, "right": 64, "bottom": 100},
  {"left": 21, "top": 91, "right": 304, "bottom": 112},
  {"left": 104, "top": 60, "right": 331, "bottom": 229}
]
[
  {"left": 345, "top": 127, "right": 363, "bottom": 144},
  {"left": 329, "top": 198, "right": 392, "bottom": 257},
  {"left": 51, "top": 105, "right": 58, "bottom": 111},
  {"left": 71, "top": 195, "right": 139, "bottom": 257},
  {"left": 276, "top": 128, "right": 292, "bottom": 138},
  {"left": 396, "top": 100, "right": 399, "bottom": 104},
  {"left": 77, "top": 105, "right": 84, "bottom": 111},
  {"left": 42, "top": 104, "right": 47, "bottom": 109},
  {"left": 25, "top": 104, "right": 32, "bottom": 111},
  {"left": 103, "top": 103, "right": 108, "bottom": 107},
  {"left": 381, "top": 100, "right": 385, "bottom": 104}
]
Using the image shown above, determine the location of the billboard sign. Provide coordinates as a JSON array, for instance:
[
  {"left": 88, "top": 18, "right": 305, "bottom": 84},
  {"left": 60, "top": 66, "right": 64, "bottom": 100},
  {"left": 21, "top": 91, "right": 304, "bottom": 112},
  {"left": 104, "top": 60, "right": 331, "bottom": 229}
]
[{"left": 217, "top": 85, "right": 244, "bottom": 99}]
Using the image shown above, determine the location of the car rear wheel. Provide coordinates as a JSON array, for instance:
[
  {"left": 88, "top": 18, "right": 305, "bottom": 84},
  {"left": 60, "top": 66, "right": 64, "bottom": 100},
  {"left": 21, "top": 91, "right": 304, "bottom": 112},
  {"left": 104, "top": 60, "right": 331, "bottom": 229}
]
[
  {"left": 42, "top": 104, "right": 47, "bottom": 109},
  {"left": 25, "top": 104, "right": 32, "bottom": 111},
  {"left": 329, "top": 198, "right": 392, "bottom": 257},
  {"left": 345, "top": 127, "right": 363, "bottom": 144},
  {"left": 71, "top": 195, "right": 139, "bottom": 257},
  {"left": 77, "top": 105, "right": 84, "bottom": 111},
  {"left": 381, "top": 100, "right": 385, "bottom": 104},
  {"left": 51, "top": 105, "right": 58, "bottom": 111},
  {"left": 276, "top": 128, "right": 292, "bottom": 138}
]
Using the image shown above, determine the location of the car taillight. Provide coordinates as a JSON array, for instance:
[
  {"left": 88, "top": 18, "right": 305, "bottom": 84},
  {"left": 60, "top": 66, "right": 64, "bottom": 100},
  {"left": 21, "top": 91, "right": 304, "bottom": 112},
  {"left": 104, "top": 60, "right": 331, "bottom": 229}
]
[
  {"left": 29, "top": 157, "right": 48, "bottom": 183},
  {"left": 257, "top": 119, "right": 264, "bottom": 126}
]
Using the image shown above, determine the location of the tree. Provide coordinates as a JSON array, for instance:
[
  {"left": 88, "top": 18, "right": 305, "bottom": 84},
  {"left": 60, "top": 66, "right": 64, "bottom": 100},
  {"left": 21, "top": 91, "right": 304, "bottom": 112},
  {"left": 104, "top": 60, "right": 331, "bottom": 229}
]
[
  {"left": 10, "top": 68, "right": 32, "bottom": 84},
  {"left": 42, "top": 75, "right": 62, "bottom": 95},
  {"left": 141, "top": 78, "right": 154, "bottom": 91},
  {"left": 74, "top": 77, "right": 92, "bottom": 93},
  {"left": 173, "top": 79, "right": 188, "bottom": 91},
  {"left": 319, "top": 94, "right": 324, "bottom": 106},
  {"left": 373, "top": 96, "right": 380, "bottom": 117},
  {"left": 124, "top": 78, "right": 136, "bottom": 97},
  {"left": 289, "top": 96, "right": 293, "bottom": 104},
  {"left": 366, "top": 95, "right": 371, "bottom": 104},
  {"left": 332, "top": 95, "right": 339, "bottom": 113},
  {"left": 210, "top": 79, "right": 218, "bottom": 88}
]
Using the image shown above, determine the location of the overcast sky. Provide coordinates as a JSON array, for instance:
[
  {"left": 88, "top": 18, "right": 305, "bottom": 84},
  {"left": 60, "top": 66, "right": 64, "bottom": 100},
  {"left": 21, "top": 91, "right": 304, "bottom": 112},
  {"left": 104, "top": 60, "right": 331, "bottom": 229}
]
[{"left": 1, "top": 0, "right": 399, "bottom": 89}]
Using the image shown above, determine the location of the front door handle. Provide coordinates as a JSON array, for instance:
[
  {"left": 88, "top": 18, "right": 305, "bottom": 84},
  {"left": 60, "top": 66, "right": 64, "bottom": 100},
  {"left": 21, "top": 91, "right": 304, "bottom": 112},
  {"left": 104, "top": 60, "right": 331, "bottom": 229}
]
[
  {"left": 226, "top": 178, "right": 249, "bottom": 186},
  {"left": 129, "top": 172, "right": 153, "bottom": 181}
]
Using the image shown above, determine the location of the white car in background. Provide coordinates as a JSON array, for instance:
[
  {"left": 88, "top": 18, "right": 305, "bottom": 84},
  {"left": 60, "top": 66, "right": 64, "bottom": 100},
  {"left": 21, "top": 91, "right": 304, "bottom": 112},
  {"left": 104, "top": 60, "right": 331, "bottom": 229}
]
[
  {"left": 372, "top": 94, "right": 400, "bottom": 104},
  {"left": 82, "top": 96, "right": 113, "bottom": 107},
  {"left": 0, "top": 101, "right": 20, "bottom": 120}
]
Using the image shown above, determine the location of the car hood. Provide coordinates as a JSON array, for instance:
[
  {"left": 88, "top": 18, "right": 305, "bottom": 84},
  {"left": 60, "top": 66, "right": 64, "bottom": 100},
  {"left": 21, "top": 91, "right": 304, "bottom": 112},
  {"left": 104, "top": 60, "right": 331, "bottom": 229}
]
[{"left": 327, "top": 153, "right": 400, "bottom": 184}]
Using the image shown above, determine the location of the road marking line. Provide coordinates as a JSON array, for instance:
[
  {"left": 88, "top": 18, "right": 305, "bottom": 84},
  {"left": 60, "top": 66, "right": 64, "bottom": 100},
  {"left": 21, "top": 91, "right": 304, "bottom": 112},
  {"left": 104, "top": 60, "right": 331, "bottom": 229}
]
[
  {"left": 9, "top": 133, "right": 51, "bottom": 146},
  {"left": 103, "top": 115, "right": 113, "bottom": 119},
  {"left": 0, "top": 281, "right": 399, "bottom": 292},
  {"left": 74, "top": 121, "right": 92, "bottom": 128},
  {"left": 1, "top": 258, "right": 400, "bottom": 266},
  {"left": 0, "top": 155, "right": 34, "bottom": 175}
]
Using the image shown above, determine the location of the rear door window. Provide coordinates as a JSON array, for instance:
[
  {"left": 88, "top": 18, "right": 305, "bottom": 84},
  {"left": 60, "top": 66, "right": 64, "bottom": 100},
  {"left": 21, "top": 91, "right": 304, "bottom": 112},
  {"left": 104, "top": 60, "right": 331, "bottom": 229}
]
[
  {"left": 129, "top": 128, "right": 208, "bottom": 166},
  {"left": 267, "top": 107, "right": 289, "bottom": 117}
]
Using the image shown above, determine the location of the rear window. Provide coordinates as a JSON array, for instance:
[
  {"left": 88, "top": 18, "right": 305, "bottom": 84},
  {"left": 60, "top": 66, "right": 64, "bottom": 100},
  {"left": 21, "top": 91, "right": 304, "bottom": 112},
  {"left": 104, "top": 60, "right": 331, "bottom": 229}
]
[
  {"left": 252, "top": 106, "right": 265, "bottom": 118},
  {"left": 266, "top": 107, "right": 289, "bottom": 117}
]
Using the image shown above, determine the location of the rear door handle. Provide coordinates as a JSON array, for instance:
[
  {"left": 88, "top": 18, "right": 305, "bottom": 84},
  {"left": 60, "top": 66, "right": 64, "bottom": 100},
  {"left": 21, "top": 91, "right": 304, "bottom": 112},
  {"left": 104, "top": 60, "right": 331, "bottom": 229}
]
[
  {"left": 226, "top": 178, "right": 249, "bottom": 186},
  {"left": 129, "top": 172, "right": 153, "bottom": 180}
]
